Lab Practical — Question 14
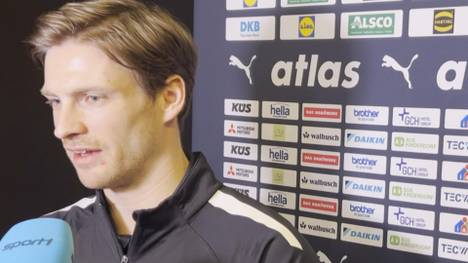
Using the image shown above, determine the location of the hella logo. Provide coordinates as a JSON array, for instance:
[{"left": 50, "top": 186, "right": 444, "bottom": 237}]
[{"left": 268, "top": 192, "right": 288, "bottom": 205}]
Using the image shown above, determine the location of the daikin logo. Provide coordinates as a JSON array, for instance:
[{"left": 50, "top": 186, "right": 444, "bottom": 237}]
[
  {"left": 341, "top": 223, "right": 383, "bottom": 247},
  {"left": 382, "top": 54, "right": 418, "bottom": 89},
  {"left": 229, "top": 55, "right": 257, "bottom": 85},
  {"left": 347, "top": 134, "right": 384, "bottom": 144},
  {"left": 345, "top": 180, "right": 383, "bottom": 193},
  {"left": 345, "top": 130, "right": 387, "bottom": 150}
]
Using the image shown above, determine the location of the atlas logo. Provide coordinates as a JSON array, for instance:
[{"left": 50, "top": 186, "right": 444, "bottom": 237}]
[
  {"left": 2, "top": 238, "right": 53, "bottom": 251},
  {"left": 243, "top": 0, "right": 258, "bottom": 7},
  {"left": 269, "top": 148, "right": 289, "bottom": 162},
  {"left": 433, "top": 9, "right": 454, "bottom": 34},
  {"left": 299, "top": 16, "right": 315, "bottom": 37},
  {"left": 382, "top": 54, "right": 419, "bottom": 89},
  {"left": 229, "top": 55, "right": 257, "bottom": 85},
  {"left": 458, "top": 165, "right": 468, "bottom": 181},
  {"left": 455, "top": 217, "right": 468, "bottom": 234},
  {"left": 231, "top": 145, "right": 251, "bottom": 155},
  {"left": 271, "top": 54, "right": 361, "bottom": 89},
  {"left": 271, "top": 103, "right": 291, "bottom": 118},
  {"left": 268, "top": 191, "right": 288, "bottom": 206}
]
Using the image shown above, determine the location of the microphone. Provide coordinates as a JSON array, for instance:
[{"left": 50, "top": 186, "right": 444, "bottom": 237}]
[{"left": 0, "top": 218, "right": 74, "bottom": 263}]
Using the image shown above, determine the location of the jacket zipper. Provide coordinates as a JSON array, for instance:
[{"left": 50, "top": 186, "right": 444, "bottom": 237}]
[{"left": 120, "top": 255, "right": 129, "bottom": 263}]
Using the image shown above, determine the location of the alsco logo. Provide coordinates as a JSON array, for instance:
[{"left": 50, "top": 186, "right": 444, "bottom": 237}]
[
  {"left": 299, "top": 16, "right": 315, "bottom": 37},
  {"left": 433, "top": 9, "right": 454, "bottom": 34},
  {"left": 349, "top": 13, "right": 395, "bottom": 35}
]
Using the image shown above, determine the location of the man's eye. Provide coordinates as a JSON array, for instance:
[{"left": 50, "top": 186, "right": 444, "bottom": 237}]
[
  {"left": 84, "top": 95, "right": 103, "bottom": 104},
  {"left": 45, "top": 98, "right": 60, "bottom": 106}
]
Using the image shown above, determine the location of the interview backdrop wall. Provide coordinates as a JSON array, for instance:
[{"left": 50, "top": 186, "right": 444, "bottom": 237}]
[
  {"left": 0, "top": 0, "right": 193, "bottom": 238},
  {"left": 192, "top": 1, "right": 468, "bottom": 263}
]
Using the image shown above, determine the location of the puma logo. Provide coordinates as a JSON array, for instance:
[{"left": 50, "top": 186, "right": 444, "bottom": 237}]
[
  {"left": 382, "top": 54, "right": 419, "bottom": 89},
  {"left": 229, "top": 55, "right": 257, "bottom": 85}
]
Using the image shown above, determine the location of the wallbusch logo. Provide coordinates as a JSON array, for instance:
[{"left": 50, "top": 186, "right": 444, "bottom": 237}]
[
  {"left": 268, "top": 192, "right": 288, "bottom": 206},
  {"left": 3, "top": 238, "right": 53, "bottom": 251}
]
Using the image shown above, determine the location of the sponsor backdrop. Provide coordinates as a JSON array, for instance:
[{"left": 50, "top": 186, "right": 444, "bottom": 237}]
[{"left": 193, "top": 0, "right": 468, "bottom": 263}]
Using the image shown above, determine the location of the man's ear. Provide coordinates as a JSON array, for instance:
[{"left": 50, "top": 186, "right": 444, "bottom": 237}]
[{"left": 159, "top": 74, "right": 186, "bottom": 124}]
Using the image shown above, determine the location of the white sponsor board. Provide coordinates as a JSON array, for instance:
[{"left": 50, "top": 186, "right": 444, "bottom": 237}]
[
  {"left": 342, "top": 200, "right": 384, "bottom": 223},
  {"left": 298, "top": 216, "right": 338, "bottom": 240},
  {"left": 438, "top": 238, "right": 468, "bottom": 262},
  {"left": 344, "top": 153, "right": 387, "bottom": 175},
  {"left": 261, "top": 145, "right": 297, "bottom": 166},
  {"left": 388, "top": 206, "right": 435, "bottom": 231},
  {"left": 345, "top": 129, "right": 388, "bottom": 150},
  {"left": 441, "top": 187, "right": 468, "bottom": 210},
  {"left": 226, "top": 16, "right": 275, "bottom": 41},
  {"left": 299, "top": 194, "right": 338, "bottom": 216},
  {"left": 262, "top": 101, "right": 299, "bottom": 120},
  {"left": 260, "top": 188, "right": 296, "bottom": 210},
  {"left": 223, "top": 162, "right": 258, "bottom": 182},
  {"left": 389, "top": 181, "right": 436, "bottom": 205},
  {"left": 392, "top": 107, "right": 440, "bottom": 128},
  {"left": 387, "top": 231, "right": 433, "bottom": 256},
  {"left": 261, "top": 123, "right": 298, "bottom": 143},
  {"left": 445, "top": 109, "right": 468, "bottom": 130},
  {"left": 279, "top": 213, "right": 296, "bottom": 227},
  {"left": 301, "top": 126, "right": 341, "bottom": 147},
  {"left": 439, "top": 212, "right": 468, "bottom": 237},
  {"left": 224, "top": 99, "right": 259, "bottom": 117},
  {"left": 342, "top": 176, "right": 386, "bottom": 199},
  {"left": 280, "top": 0, "right": 335, "bottom": 7},
  {"left": 260, "top": 167, "right": 297, "bottom": 188},
  {"left": 226, "top": 0, "right": 276, "bottom": 10},
  {"left": 224, "top": 183, "right": 257, "bottom": 200},
  {"left": 391, "top": 132, "right": 439, "bottom": 154},
  {"left": 302, "top": 103, "right": 342, "bottom": 123},
  {"left": 442, "top": 161, "right": 468, "bottom": 184},
  {"left": 390, "top": 157, "right": 437, "bottom": 180},
  {"left": 341, "top": 10, "right": 403, "bottom": 39},
  {"left": 409, "top": 7, "right": 468, "bottom": 37},
  {"left": 341, "top": 223, "right": 383, "bottom": 247},
  {"left": 280, "top": 14, "right": 335, "bottom": 40},
  {"left": 224, "top": 141, "right": 258, "bottom": 161},
  {"left": 224, "top": 120, "right": 259, "bottom": 139},
  {"left": 300, "top": 172, "right": 339, "bottom": 193},
  {"left": 301, "top": 149, "right": 340, "bottom": 170},
  {"left": 342, "top": 0, "right": 401, "bottom": 3},
  {"left": 345, "top": 105, "right": 389, "bottom": 126},
  {"left": 444, "top": 135, "right": 468, "bottom": 157}
]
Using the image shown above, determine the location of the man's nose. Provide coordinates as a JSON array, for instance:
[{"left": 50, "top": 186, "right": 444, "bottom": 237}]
[{"left": 53, "top": 103, "right": 87, "bottom": 140}]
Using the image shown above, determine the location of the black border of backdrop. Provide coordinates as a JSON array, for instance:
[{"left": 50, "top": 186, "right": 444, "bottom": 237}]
[{"left": 0, "top": 0, "right": 193, "bottom": 238}]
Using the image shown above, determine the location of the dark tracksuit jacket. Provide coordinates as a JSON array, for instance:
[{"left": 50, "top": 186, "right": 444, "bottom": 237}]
[{"left": 47, "top": 153, "right": 320, "bottom": 263}]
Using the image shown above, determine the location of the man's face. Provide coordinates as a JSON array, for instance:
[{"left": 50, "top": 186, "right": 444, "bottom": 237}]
[{"left": 42, "top": 40, "right": 164, "bottom": 190}]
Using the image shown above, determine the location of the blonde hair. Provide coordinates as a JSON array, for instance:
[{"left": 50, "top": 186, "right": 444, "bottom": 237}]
[{"left": 29, "top": 0, "right": 196, "bottom": 118}]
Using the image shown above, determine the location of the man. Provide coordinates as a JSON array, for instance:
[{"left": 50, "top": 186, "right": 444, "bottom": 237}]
[{"left": 29, "top": 0, "right": 320, "bottom": 262}]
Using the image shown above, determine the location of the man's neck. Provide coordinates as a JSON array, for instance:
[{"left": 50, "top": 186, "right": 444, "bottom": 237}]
[{"left": 103, "top": 146, "right": 189, "bottom": 235}]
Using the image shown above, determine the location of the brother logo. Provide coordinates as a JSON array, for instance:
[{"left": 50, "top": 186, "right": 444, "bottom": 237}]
[
  {"left": 268, "top": 192, "right": 288, "bottom": 206},
  {"left": 354, "top": 109, "right": 379, "bottom": 118},
  {"left": 269, "top": 148, "right": 289, "bottom": 162},
  {"left": 350, "top": 204, "right": 375, "bottom": 215},
  {"left": 352, "top": 157, "right": 377, "bottom": 166},
  {"left": 241, "top": 21, "right": 260, "bottom": 32},
  {"left": 2, "top": 238, "right": 53, "bottom": 251},
  {"left": 271, "top": 104, "right": 290, "bottom": 118},
  {"left": 232, "top": 103, "right": 252, "bottom": 113},
  {"left": 231, "top": 145, "right": 251, "bottom": 155}
]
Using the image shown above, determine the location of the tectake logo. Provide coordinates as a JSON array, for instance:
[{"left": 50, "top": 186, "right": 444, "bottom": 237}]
[
  {"left": 299, "top": 194, "right": 338, "bottom": 216},
  {"left": 261, "top": 145, "right": 297, "bottom": 166},
  {"left": 388, "top": 206, "right": 435, "bottom": 231},
  {"left": 224, "top": 120, "right": 259, "bottom": 139},
  {"left": 302, "top": 103, "right": 342, "bottom": 122},
  {"left": 301, "top": 149, "right": 340, "bottom": 170},
  {"left": 226, "top": 16, "right": 275, "bottom": 41},
  {"left": 345, "top": 105, "right": 389, "bottom": 126},
  {"left": 444, "top": 135, "right": 468, "bottom": 157},
  {"left": 223, "top": 162, "right": 258, "bottom": 182},
  {"left": 262, "top": 101, "right": 299, "bottom": 120},
  {"left": 344, "top": 153, "right": 386, "bottom": 175},
  {"left": 442, "top": 161, "right": 468, "bottom": 184},
  {"left": 224, "top": 99, "right": 259, "bottom": 117},
  {"left": 342, "top": 200, "right": 384, "bottom": 223},
  {"left": 298, "top": 216, "right": 338, "bottom": 240},
  {"left": 390, "top": 157, "right": 437, "bottom": 180},
  {"left": 343, "top": 176, "right": 386, "bottom": 199},
  {"left": 391, "top": 132, "right": 439, "bottom": 154},
  {"left": 438, "top": 238, "right": 468, "bottom": 262},
  {"left": 300, "top": 172, "right": 339, "bottom": 193},
  {"left": 341, "top": 10, "right": 403, "bottom": 39},
  {"left": 393, "top": 107, "right": 440, "bottom": 128},
  {"left": 223, "top": 141, "right": 258, "bottom": 161},
  {"left": 445, "top": 109, "right": 468, "bottom": 130},
  {"left": 341, "top": 223, "right": 383, "bottom": 247},
  {"left": 439, "top": 212, "right": 468, "bottom": 236},
  {"left": 387, "top": 231, "right": 433, "bottom": 256},
  {"left": 389, "top": 181, "right": 436, "bottom": 205},
  {"left": 260, "top": 188, "right": 296, "bottom": 210},
  {"left": 302, "top": 126, "right": 341, "bottom": 147},
  {"left": 441, "top": 187, "right": 468, "bottom": 210},
  {"left": 345, "top": 129, "right": 388, "bottom": 150}
]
